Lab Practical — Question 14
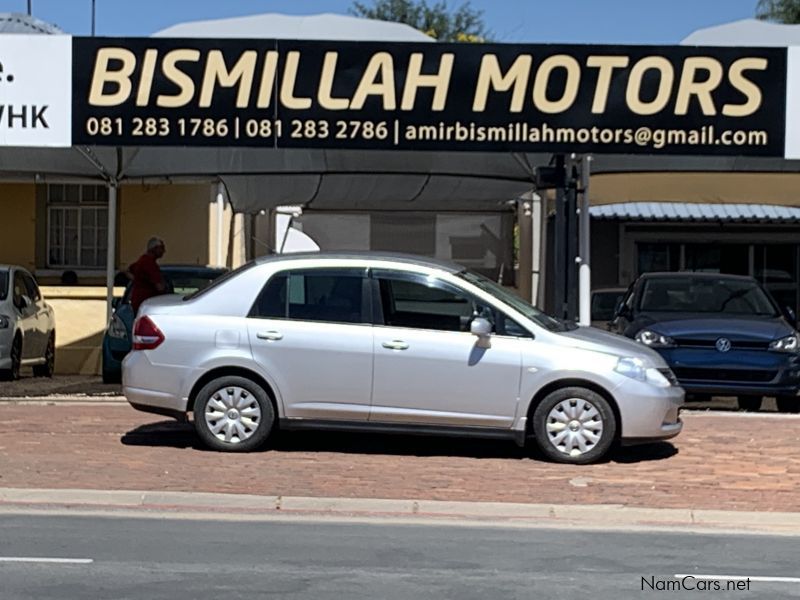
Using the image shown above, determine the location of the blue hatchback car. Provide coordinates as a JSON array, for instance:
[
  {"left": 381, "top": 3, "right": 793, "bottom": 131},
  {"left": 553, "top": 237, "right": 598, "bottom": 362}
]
[
  {"left": 102, "top": 265, "right": 228, "bottom": 383},
  {"left": 612, "top": 272, "right": 800, "bottom": 412}
]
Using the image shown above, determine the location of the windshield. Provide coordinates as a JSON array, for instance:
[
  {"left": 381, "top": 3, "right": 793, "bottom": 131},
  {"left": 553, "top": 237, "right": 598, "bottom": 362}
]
[
  {"left": 458, "top": 270, "right": 575, "bottom": 332},
  {"left": 639, "top": 277, "right": 778, "bottom": 316},
  {"left": 0, "top": 271, "right": 7, "bottom": 301}
]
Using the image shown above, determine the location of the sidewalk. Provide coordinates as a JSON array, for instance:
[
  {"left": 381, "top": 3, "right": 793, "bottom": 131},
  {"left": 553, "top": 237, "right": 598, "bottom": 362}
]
[{"left": 1, "top": 404, "right": 799, "bottom": 514}]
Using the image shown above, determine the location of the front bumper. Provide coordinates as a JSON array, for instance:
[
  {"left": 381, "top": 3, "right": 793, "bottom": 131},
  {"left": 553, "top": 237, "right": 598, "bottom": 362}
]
[
  {"left": 613, "top": 377, "right": 685, "bottom": 443},
  {"left": 656, "top": 347, "right": 800, "bottom": 398}
]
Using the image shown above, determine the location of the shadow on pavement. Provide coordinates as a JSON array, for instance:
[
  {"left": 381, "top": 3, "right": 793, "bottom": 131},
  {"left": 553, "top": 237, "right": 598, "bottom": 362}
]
[{"left": 121, "top": 421, "right": 677, "bottom": 463}]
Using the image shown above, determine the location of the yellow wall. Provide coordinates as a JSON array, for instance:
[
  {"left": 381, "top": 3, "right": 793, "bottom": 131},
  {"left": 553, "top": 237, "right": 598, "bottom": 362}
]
[
  {"left": 119, "top": 183, "right": 211, "bottom": 268},
  {"left": 0, "top": 183, "right": 35, "bottom": 269},
  {"left": 591, "top": 172, "right": 800, "bottom": 206}
]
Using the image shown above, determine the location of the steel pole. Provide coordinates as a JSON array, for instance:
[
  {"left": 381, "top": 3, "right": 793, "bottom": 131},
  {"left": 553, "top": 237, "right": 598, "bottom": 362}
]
[{"left": 105, "top": 179, "right": 117, "bottom": 323}]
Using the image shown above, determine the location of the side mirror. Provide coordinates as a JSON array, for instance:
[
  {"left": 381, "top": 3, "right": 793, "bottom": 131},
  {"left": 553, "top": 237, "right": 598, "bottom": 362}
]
[
  {"left": 470, "top": 317, "right": 492, "bottom": 337},
  {"left": 786, "top": 306, "right": 797, "bottom": 327},
  {"left": 112, "top": 297, "right": 121, "bottom": 310}
]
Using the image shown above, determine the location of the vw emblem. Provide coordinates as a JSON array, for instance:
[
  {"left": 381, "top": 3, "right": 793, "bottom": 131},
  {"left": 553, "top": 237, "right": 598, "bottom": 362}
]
[{"left": 715, "top": 338, "right": 732, "bottom": 353}]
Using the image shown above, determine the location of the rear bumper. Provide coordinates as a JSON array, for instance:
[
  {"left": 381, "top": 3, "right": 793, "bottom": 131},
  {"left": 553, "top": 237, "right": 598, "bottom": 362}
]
[{"left": 123, "top": 351, "right": 190, "bottom": 417}]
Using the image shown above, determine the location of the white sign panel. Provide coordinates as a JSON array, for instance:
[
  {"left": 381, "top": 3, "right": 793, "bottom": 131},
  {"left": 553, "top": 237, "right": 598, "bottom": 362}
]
[
  {"left": 0, "top": 35, "right": 71, "bottom": 147},
  {"left": 785, "top": 47, "right": 800, "bottom": 159}
]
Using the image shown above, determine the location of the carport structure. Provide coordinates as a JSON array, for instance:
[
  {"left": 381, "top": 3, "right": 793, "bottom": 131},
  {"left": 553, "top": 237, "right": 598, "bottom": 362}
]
[{"left": 0, "top": 12, "right": 794, "bottom": 326}]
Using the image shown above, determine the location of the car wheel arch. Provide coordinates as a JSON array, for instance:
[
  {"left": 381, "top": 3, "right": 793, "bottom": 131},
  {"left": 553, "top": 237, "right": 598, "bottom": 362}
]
[
  {"left": 525, "top": 378, "right": 623, "bottom": 440},
  {"left": 187, "top": 366, "right": 281, "bottom": 418}
]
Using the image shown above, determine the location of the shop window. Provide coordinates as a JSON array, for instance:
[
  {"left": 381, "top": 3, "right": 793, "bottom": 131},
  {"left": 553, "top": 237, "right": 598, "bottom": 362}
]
[
  {"left": 47, "top": 184, "right": 108, "bottom": 269},
  {"left": 637, "top": 242, "right": 680, "bottom": 274},
  {"left": 684, "top": 243, "right": 749, "bottom": 276}
]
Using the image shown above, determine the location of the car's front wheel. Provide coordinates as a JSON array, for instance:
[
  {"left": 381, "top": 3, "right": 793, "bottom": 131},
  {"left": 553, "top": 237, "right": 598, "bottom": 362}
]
[
  {"left": 776, "top": 396, "right": 800, "bottom": 414},
  {"left": 532, "top": 387, "right": 616, "bottom": 464},
  {"left": 0, "top": 335, "right": 22, "bottom": 381},
  {"left": 737, "top": 396, "right": 763, "bottom": 412},
  {"left": 193, "top": 376, "right": 274, "bottom": 452}
]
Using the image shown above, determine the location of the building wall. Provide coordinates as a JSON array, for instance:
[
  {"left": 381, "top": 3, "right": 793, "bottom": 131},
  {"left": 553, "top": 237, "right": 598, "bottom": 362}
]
[
  {"left": 0, "top": 183, "right": 36, "bottom": 270},
  {"left": 119, "top": 183, "right": 211, "bottom": 267},
  {"left": 591, "top": 172, "right": 800, "bottom": 206}
]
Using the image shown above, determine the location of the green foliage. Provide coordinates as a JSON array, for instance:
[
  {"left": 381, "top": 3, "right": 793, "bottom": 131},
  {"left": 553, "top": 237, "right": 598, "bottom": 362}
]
[
  {"left": 350, "top": 0, "right": 490, "bottom": 42},
  {"left": 756, "top": 0, "right": 800, "bottom": 23}
]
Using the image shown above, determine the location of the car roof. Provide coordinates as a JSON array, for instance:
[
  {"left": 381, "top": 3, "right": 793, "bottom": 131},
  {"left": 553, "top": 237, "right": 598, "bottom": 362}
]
[
  {"left": 159, "top": 265, "right": 229, "bottom": 274},
  {"left": 638, "top": 271, "right": 756, "bottom": 282},
  {"left": 254, "top": 251, "right": 464, "bottom": 274}
]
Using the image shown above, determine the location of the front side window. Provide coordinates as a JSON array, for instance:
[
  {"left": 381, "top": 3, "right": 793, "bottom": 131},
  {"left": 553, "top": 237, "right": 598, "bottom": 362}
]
[
  {"left": 251, "top": 269, "right": 366, "bottom": 324},
  {"left": 47, "top": 184, "right": 108, "bottom": 269},
  {"left": 374, "top": 272, "right": 529, "bottom": 335},
  {"left": 12, "top": 272, "right": 26, "bottom": 308},
  {"left": 21, "top": 273, "right": 41, "bottom": 302}
]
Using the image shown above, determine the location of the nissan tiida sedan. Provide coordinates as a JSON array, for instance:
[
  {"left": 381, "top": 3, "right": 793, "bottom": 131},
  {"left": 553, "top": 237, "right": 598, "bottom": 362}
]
[{"left": 123, "top": 253, "right": 684, "bottom": 464}]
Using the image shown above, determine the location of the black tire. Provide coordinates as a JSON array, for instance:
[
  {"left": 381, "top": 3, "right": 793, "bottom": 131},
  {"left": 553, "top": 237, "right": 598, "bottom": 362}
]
[
  {"left": 101, "top": 362, "right": 121, "bottom": 384},
  {"left": 532, "top": 387, "right": 617, "bottom": 464},
  {"left": 737, "top": 396, "right": 763, "bottom": 412},
  {"left": 0, "top": 335, "right": 22, "bottom": 381},
  {"left": 193, "top": 376, "right": 274, "bottom": 452},
  {"left": 776, "top": 396, "right": 800, "bottom": 414},
  {"left": 33, "top": 333, "right": 55, "bottom": 378}
]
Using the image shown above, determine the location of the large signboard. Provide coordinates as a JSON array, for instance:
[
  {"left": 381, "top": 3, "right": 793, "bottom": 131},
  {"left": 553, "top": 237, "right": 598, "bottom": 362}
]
[
  {"left": 0, "top": 35, "right": 71, "bottom": 146},
  {"left": 0, "top": 35, "right": 794, "bottom": 157},
  {"left": 70, "top": 38, "right": 787, "bottom": 156}
]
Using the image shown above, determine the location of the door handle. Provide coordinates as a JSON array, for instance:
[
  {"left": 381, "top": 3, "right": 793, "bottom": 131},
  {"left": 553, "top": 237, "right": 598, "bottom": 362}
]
[
  {"left": 256, "top": 331, "right": 283, "bottom": 341},
  {"left": 382, "top": 340, "right": 409, "bottom": 351}
]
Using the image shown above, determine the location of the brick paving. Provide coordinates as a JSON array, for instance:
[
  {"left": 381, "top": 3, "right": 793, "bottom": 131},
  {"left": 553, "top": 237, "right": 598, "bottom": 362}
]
[{"left": 1, "top": 404, "right": 799, "bottom": 512}]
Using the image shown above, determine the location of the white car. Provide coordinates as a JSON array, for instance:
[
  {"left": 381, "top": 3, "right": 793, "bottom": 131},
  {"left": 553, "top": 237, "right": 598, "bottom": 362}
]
[
  {"left": 124, "top": 252, "right": 683, "bottom": 464},
  {"left": 0, "top": 265, "right": 56, "bottom": 380}
]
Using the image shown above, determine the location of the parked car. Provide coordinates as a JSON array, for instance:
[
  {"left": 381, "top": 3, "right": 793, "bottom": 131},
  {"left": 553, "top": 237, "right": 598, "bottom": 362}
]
[
  {"left": 123, "top": 252, "right": 683, "bottom": 464},
  {"left": 612, "top": 272, "right": 800, "bottom": 412},
  {"left": 0, "top": 265, "right": 56, "bottom": 380},
  {"left": 102, "top": 265, "right": 228, "bottom": 383},
  {"left": 591, "top": 287, "right": 626, "bottom": 330}
]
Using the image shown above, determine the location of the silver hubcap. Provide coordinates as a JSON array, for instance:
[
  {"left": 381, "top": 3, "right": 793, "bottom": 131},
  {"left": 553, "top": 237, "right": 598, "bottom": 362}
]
[
  {"left": 204, "top": 386, "right": 261, "bottom": 444},
  {"left": 546, "top": 398, "right": 604, "bottom": 458}
]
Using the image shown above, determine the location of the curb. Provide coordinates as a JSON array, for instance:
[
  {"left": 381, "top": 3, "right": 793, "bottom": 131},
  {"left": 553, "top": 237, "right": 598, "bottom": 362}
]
[
  {"left": 1, "top": 488, "right": 799, "bottom": 535},
  {"left": 0, "top": 396, "right": 126, "bottom": 404}
]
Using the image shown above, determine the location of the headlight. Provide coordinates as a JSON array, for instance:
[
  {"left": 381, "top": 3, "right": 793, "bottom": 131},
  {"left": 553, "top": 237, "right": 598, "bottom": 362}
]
[
  {"left": 0, "top": 315, "right": 9, "bottom": 329},
  {"left": 108, "top": 314, "right": 128, "bottom": 340},
  {"left": 769, "top": 334, "right": 800, "bottom": 353},
  {"left": 635, "top": 329, "right": 675, "bottom": 348},
  {"left": 615, "top": 357, "right": 673, "bottom": 388}
]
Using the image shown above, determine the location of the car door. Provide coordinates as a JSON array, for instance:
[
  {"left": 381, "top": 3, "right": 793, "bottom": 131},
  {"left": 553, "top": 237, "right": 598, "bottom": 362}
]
[
  {"left": 12, "top": 270, "right": 38, "bottom": 359},
  {"left": 247, "top": 267, "right": 374, "bottom": 421},
  {"left": 369, "top": 270, "right": 523, "bottom": 428}
]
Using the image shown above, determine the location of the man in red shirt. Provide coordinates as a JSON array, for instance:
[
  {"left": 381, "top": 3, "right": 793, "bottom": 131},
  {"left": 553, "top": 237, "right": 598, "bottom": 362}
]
[{"left": 128, "top": 237, "right": 167, "bottom": 314}]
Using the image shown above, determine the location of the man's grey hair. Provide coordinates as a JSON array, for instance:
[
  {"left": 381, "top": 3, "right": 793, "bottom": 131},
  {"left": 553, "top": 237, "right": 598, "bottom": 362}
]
[{"left": 146, "top": 237, "right": 164, "bottom": 251}]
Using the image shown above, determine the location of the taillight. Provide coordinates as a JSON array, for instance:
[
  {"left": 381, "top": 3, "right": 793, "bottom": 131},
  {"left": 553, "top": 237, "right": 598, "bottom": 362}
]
[{"left": 132, "top": 316, "right": 164, "bottom": 350}]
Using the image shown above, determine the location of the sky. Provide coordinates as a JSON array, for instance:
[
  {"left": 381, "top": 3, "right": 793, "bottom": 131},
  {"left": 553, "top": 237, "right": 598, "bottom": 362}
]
[{"left": 0, "top": 0, "right": 761, "bottom": 43}]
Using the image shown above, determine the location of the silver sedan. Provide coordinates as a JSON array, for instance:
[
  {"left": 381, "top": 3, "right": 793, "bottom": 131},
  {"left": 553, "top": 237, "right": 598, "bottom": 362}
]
[
  {"left": 123, "top": 252, "right": 684, "bottom": 464},
  {"left": 0, "top": 265, "right": 56, "bottom": 380}
]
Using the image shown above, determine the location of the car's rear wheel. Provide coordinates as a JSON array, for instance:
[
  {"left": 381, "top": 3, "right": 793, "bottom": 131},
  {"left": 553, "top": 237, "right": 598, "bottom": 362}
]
[
  {"left": 532, "top": 387, "right": 616, "bottom": 464},
  {"left": 776, "top": 396, "right": 800, "bottom": 414},
  {"left": 0, "top": 336, "right": 22, "bottom": 381},
  {"left": 33, "top": 333, "right": 55, "bottom": 378},
  {"left": 193, "top": 376, "right": 274, "bottom": 452},
  {"left": 737, "top": 396, "right": 763, "bottom": 412}
]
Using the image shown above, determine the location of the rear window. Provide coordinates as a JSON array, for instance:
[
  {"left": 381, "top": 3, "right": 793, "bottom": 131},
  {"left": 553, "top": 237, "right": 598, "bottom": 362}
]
[
  {"left": 183, "top": 262, "right": 256, "bottom": 301},
  {"left": 0, "top": 271, "right": 7, "bottom": 301}
]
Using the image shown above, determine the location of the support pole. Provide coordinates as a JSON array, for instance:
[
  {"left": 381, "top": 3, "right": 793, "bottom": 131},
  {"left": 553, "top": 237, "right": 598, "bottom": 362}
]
[
  {"left": 215, "top": 181, "right": 225, "bottom": 267},
  {"left": 517, "top": 197, "right": 533, "bottom": 301},
  {"left": 105, "top": 179, "right": 118, "bottom": 323},
  {"left": 578, "top": 155, "right": 593, "bottom": 326}
]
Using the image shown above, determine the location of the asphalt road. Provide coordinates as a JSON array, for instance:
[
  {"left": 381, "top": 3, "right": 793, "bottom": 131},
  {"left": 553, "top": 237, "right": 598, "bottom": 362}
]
[{"left": 1, "top": 514, "right": 799, "bottom": 599}]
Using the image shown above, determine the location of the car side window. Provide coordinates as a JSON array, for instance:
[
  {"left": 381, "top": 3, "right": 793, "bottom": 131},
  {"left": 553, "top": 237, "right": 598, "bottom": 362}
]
[
  {"left": 375, "top": 273, "right": 496, "bottom": 333},
  {"left": 21, "top": 273, "right": 41, "bottom": 302},
  {"left": 12, "top": 272, "right": 26, "bottom": 308},
  {"left": 251, "top": 269, "right": 367, "bottom": 325}
]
